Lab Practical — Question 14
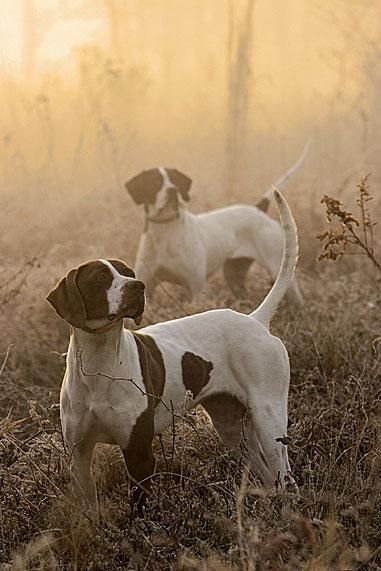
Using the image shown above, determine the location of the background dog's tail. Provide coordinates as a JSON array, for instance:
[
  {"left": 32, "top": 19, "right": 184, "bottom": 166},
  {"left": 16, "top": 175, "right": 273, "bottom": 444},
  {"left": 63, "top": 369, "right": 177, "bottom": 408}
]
[
  {"left": 256, "top": 139, "right": 311, "bottom": 212},
  {"left": 250, "top": 188, "right": 298, "bottom": 328}
]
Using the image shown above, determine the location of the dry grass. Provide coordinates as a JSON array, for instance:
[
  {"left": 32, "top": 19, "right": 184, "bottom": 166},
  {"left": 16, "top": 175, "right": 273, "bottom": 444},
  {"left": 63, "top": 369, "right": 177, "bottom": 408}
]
[{"left": 0, "top": 228, "right": 380, "bottom": 569}]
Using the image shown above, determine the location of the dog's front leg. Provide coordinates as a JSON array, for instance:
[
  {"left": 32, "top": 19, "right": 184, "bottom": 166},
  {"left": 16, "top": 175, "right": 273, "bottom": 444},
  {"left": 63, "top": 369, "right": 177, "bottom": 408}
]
[
  {"left": 134, "top": 259, "right": 158, "bottom": 299},
  {"left": 71, "top": 439, "right": 98, "bottom": 518},
  {"left": 122, "top": 409, "right": 155, "bottom": 511},
  {"left": 183, "top": 265, "right": 207, "bottom": 300}
]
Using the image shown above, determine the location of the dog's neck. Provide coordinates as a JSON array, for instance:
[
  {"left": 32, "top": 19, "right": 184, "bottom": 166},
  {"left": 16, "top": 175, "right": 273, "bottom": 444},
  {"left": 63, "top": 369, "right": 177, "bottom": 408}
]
[
  {"left": 146, "top": 211, "right": 180, "bottom": 224},
  {"left": 69, "top": 321, "right": 127, "bottom": 376},
  {"left": 144, "top": 205, "right": 188, "bottom": 232}
]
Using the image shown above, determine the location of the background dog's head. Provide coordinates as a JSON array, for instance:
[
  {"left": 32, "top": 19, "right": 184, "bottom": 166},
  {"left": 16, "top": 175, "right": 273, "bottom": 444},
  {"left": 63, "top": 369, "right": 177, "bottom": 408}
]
[
  {"left": 46, "top": 259, "right": 145, "bottom": 331},
  {"left": 125, "top": 167, "right": 192, "bottom": 221}
]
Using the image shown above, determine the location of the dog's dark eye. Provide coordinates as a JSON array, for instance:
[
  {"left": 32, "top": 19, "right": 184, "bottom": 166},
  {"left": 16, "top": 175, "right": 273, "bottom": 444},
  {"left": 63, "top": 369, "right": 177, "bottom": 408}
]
[{"left": 96, "top": 273, "right": 106, "bottom": 282}]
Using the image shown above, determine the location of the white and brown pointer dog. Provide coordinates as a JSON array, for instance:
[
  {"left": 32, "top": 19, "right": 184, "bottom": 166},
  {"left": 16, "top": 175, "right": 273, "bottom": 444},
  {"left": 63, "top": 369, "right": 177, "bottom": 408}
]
[
  {"left": 47, "top": 189, "right": 298, "bottom": 516},
  {"left": 125, "top": 144, "right": 309, "bottom": 303}
]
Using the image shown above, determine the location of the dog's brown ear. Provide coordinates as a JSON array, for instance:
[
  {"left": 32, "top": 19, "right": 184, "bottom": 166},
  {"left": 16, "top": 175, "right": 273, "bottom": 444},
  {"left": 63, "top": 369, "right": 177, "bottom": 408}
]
[
  {"left": 108, "top": 259, "right": 136, "bottom": 278},
  {"left": 125, "top": 169, "right": 163, "bottom": 204},
  {"left": 46, "top": 268, "right": 86, "bottom": 328},
  {"left": 167, "top": 168, "right": 192, "bottom": 202}
]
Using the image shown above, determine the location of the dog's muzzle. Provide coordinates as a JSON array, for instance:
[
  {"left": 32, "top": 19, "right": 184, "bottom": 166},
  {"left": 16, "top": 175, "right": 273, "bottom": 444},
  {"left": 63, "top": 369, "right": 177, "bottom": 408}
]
[{"left": 108, "top": 281, "right": 145, "bottom": 325}]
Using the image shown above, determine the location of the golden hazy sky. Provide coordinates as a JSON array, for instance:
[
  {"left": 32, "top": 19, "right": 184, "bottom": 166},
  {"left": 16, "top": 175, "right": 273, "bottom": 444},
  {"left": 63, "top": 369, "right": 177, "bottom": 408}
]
[
  {"left": 0, "top": 1, "right": 379, "bottom": 199},
  {"left": 0, "top": 1, "right": 379, "bottom": 144},
  {"left": 0, "top": 0, "right": 105, "bottom": 71},
  {"left": 0, "top": 1, "right": 377, "bottom": 93}
]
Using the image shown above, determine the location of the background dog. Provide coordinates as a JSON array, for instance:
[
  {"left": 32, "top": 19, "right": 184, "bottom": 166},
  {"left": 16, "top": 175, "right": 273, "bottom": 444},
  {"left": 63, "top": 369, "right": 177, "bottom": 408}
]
[{"left": 125, "top": 143, "right": 309, "bottom": 303}]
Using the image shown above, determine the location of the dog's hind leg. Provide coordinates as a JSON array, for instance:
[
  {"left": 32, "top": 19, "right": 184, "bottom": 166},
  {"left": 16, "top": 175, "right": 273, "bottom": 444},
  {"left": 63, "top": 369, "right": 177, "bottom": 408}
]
[
  {"left": 245, "top": 403, "right": 297, "bottom": 491},
  {"left": 200, "top": 393, "right": 247, "bottom": 449},
  {"left": 223, "top": 257, "right": 253, "bottom": 298}
]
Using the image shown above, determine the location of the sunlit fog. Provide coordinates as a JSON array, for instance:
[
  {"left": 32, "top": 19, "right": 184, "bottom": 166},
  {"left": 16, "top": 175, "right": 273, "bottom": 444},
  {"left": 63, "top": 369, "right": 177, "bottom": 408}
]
[{"left": 0, "top": 0, "right": 380, "bottom": 259}]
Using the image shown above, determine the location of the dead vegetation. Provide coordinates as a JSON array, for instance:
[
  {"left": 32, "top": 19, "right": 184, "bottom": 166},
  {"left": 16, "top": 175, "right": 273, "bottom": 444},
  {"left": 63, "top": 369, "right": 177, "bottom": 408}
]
[
  {"left": 0, "top": 219, "right": 380, "bottom": 568},
  {"left": 318, "top": 176, "right": 381, "bottom": 272}
]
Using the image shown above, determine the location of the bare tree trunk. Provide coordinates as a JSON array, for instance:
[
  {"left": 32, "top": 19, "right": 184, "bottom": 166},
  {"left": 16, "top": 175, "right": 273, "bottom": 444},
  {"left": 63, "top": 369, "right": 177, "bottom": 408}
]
[
  {"left": 105, "top": 0, "right": 122, "bottom": 58},
  {"left": 22, "top": 0, "right": 37, "bottom": 84},
  {"left": 225, "top": 0, "right": 255, "bottom": 200}
]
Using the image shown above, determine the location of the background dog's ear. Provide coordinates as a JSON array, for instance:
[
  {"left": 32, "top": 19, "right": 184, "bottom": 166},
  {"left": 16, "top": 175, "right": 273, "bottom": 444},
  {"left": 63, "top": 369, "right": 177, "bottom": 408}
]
[
  {"left": 167, "top": 168, "right": 192, "bottom": 202},
  {"left": 46, "top": 268, "right": 86, "bottom": 328},
  {"left": 125, "top": 169, "right": 163, "bottom": 204},
  {"left": 108, "top": 259, "right": 136, "bottom": 278}
]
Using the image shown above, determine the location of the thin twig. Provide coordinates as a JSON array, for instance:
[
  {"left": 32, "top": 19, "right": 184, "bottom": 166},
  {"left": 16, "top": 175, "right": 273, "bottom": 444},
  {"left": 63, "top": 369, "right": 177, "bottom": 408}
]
[{"left": 0, "top": 344, "right": 13, "bottom": 377}]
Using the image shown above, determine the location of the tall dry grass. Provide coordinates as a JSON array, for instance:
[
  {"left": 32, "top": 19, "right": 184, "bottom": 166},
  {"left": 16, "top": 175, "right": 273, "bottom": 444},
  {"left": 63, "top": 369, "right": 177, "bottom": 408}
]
[
  {"left": 0, "top": 261, "right": 380, "bottom": 569},
  {"left": 1, "top": 170, "right": 381, "bottom": 567}
]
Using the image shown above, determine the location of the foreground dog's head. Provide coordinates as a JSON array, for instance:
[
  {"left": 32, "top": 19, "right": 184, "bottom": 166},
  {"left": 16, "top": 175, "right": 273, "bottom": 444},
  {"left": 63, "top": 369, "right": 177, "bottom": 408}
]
[
  {"left": 47, "top": 259, "right": 145, "bottom": 331},
  {"left": 125, "top": 167, "right": 192, "bottom": 220}
]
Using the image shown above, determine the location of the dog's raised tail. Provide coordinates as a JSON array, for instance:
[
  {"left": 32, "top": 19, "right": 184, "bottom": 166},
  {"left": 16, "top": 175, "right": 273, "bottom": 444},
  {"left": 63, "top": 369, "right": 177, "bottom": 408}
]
[
  {"left": 251, "top": 188, "right": 298, "bottom": 328},
  {"left": 256, "top": 139, "right": 311, "bottom": 212}
]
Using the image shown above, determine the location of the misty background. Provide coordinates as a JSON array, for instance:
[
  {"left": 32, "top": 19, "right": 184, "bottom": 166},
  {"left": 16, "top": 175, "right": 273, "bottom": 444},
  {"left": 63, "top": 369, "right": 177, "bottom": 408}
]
[{"left": 0, "top": 0, "right": 380, "bottom": 266}]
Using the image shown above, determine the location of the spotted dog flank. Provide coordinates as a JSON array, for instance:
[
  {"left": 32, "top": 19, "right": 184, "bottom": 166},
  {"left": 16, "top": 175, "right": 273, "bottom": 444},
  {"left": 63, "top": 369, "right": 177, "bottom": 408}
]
[
  {"left": 181, "top": 351, "right": 213, "bottom": 398},
  {"left": 47, "top": 189, "right": 299, "bottom": 517},
  {"left": 126, "top": 144, "right": 308, "bottom": 303}
]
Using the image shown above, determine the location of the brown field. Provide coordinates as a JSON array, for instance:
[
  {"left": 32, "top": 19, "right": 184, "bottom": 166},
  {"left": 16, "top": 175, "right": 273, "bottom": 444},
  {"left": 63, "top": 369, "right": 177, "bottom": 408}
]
[
  {"left": 1, "top": 173, "right": 380, "bottom": 569},
  {"left": 1, "top": 2, "right": 381, "bottom": 569}
]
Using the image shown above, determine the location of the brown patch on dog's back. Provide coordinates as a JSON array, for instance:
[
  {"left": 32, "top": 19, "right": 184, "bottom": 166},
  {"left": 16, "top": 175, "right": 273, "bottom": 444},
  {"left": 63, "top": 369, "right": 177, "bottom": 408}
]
[
  {"left": 182, "top": 351, "right": 213, "bottom": 398},
  {"left": 256, "top": 196, "right": 270, "bottom": 212},
  {"left": 133, "top": 332, "right": 165, "bottom": 404}
]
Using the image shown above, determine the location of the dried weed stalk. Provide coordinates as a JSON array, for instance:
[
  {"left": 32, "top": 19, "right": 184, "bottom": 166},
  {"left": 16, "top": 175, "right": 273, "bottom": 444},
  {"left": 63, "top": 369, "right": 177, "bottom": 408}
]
[{"left": 317, "top": 175, "right": 381, "bottom": 272}]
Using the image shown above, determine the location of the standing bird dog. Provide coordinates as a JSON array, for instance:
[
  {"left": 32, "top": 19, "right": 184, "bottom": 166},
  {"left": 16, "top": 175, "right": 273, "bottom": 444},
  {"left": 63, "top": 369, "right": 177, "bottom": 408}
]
[
  {"left": 125, "top": 143, "right": 309, "bottom": 302},
  {"left": 47, "top": 189, "right": 299, "bottom": 517}
]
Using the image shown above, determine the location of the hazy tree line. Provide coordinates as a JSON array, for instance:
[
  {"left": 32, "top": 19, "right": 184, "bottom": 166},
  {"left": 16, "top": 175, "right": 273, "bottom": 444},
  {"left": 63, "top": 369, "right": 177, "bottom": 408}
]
[{"left": 3, "top": 0, "right": 380, "bottom": 202}]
